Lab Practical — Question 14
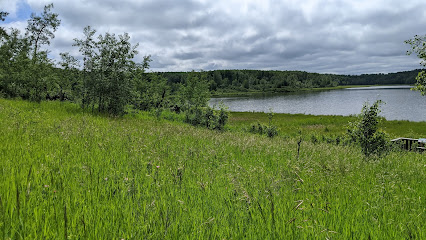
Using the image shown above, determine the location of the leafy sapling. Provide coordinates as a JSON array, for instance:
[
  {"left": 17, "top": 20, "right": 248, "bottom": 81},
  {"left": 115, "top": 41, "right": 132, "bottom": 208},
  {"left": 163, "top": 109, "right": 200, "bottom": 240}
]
[{"left": 347, "top": 100, "right": 389, "bottom": 157}]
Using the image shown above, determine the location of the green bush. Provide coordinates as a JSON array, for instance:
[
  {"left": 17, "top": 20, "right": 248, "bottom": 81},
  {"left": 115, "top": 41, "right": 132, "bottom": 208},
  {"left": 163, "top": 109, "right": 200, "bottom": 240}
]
[
  {"left": 347, "top": 100, "right": 390, "bottom": 157},
  {"left": 217, "top": 106, "right": 229, "bottom": 130},
  {"left": 249, "top": 122, "right": 266, "bottom": 134},
  {"left": 184, "top": 106, "right": 229, "bottom": 130},
  {"left": 248, "top": 109, "right": 279, "bottom": 138},
  {"left": 248, "top": 121, "right": 278, "bottom": 138},
  {"left": 266, "top": 124, "right": 278, "bottom": 138}
]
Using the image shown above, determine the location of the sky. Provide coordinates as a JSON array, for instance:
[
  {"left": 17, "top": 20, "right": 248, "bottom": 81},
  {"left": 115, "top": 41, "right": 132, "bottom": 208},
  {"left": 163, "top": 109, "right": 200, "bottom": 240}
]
[{"left": 1, "top": 0, "right": 426, "bottom": 74}]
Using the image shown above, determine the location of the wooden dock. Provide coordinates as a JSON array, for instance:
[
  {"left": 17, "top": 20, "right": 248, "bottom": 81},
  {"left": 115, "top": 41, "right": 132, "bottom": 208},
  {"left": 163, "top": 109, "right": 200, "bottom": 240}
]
[{"left": 391, "top": 137, "right": 425, "bottom": 152}]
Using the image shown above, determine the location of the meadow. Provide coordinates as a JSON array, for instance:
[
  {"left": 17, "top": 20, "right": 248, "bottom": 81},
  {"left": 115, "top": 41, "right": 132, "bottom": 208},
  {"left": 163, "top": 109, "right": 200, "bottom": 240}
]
[{"left": 0, "top": 99, "right": 425, "bottom": 239}]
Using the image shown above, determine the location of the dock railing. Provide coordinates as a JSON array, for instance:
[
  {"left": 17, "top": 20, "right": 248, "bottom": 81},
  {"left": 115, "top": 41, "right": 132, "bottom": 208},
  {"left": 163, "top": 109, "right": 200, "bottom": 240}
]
[{"left": 391, "top": 137, "right": 425, "bottom": 152}]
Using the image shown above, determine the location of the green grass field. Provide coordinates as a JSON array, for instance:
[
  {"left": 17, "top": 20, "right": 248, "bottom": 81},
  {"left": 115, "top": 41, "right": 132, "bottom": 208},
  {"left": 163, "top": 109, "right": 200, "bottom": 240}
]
[
  {"left": 228, "top": 111, "right": 426, "bottom": 139},
  {"left": 0, "top": 99, "right": 425, "bottom": 239}
]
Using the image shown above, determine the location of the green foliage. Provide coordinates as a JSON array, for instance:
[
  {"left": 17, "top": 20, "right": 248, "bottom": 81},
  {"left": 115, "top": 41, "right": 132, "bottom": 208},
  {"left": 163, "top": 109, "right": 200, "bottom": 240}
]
[
  {"left": 72, "top": 25, "right": 97, "bottom": 107},
  {"left": 27, "top": 51, "right": 56, "bottom": 102},
  {"left": 73, "top": 27, "right": 145, "bottom": 115},
  {"left": 25, "top": 3, "right": 61, "bottom": 62},
  {"left": 413, "top": 70, "right": 426, "bottom": 95},
  {"left": 217, "top": 105, "right": 229, "bottom": 130},
  {"left": 184, "top": 105, "right": 229, "bottom": 130},
  {"left": 0, "top": 4, "right": 60, "bottom": 102},
  {"left": 160, "top": 70, "right": 418, "bottom": 96},
  {"left": 405, "top": 35, "right": 426, "bottom": 95},
  {"left": 0, "top": 11, "right": 8, "bottom": 38},
  {"left": 55, "top": 52, "right": 80, "bottom": 101},
  {"left": 133, "top": 73, "right": 170, "bottom": 111},
  {"left": 0, "top": 28, "right": 32, "bottom": 98},
  {"left": 347, "top": 100, "right": 389, "bottom": 157},
  {"left": 249, "top": 122, "right": 278, "bottom": 138},
  {"left": 249, "top": 109, "right": 279, "bottom": 138},
  {"left": 0, "top": 8, "right": 219, "bottom": 121},
  {"left": 249, "top": 122, "right": 266, "bottom": 134},
  {"left": 267, "top": 108, "right": 274, "bottom": 125},
  {"left": 176, "top": 71, "right": 210, "bottom": 111}
]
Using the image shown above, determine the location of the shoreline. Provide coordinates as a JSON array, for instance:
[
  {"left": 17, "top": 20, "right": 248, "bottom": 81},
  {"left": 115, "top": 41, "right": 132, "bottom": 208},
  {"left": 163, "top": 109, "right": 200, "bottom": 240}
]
[{"left": 211, "top": 84, "right": 414, "bottom": 98}]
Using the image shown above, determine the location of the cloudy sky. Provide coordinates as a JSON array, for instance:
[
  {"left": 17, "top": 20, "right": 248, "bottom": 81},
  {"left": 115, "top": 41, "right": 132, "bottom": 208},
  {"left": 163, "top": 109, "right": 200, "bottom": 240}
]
[{"left": 1, "top": 0, "right": 426, "bottom": 74}]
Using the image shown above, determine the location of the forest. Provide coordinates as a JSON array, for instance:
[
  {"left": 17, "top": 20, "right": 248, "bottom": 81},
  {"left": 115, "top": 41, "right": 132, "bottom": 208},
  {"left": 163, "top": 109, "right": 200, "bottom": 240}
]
[{"left": 159, "top": 69, "right": 419, "bottom": 94}]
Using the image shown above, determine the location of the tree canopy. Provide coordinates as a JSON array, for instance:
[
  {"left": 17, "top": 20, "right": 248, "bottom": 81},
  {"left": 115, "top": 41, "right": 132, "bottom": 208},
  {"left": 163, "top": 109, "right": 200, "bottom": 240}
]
[{"left": 25, "top": 3, "right": 61, "bottom": 62}]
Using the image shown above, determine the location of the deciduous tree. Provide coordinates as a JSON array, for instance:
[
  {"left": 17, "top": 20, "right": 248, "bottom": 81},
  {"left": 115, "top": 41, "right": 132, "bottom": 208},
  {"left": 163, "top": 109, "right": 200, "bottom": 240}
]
[
  {"left": 176, "top": 71, "right": 210, "bottom": 111},
  {"left": 405, "top": 35, "right": 426, "bottom": 95},
  {"left": 25, "top": 3, "right": 60, "bottom": 62},
  {"left": 73, "top": 26, "right": 147, "bottom": 115}
]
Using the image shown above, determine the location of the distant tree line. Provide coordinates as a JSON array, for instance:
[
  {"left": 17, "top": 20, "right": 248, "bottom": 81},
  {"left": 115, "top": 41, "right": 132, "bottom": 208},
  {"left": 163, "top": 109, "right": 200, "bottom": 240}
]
[
  {"left": 339, "top": 70, "right": 419, "bottom": 86},
  {"left": 156, "top": 69, "right": 419, "bottom": 95}
]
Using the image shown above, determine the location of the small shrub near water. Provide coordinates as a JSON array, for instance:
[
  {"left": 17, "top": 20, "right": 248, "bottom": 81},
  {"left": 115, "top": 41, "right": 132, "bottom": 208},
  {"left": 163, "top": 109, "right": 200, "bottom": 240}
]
[
  {"left": 184, "top": 105, "right": 229, "bottom": 130},
  {"left": 347, "top": 100, "right": 390, "bottom": 157},
  {"left": 310, "top": 134, "right": 342, "bottom": 145},
  {"left": 248, "top": 109, "right": 279, "bottom": 138},
  {"left": 249, "top": 122, "right": 278, "bottom": 138}
]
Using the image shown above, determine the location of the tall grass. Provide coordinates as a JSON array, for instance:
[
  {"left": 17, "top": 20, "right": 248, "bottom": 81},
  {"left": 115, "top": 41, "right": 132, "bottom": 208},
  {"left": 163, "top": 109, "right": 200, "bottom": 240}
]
[
  {"left": 229, "top": 111, "right": 426, "bottom": 138},
  {"left": 0, "top": 99, "right": 425, "bottom": 239}
]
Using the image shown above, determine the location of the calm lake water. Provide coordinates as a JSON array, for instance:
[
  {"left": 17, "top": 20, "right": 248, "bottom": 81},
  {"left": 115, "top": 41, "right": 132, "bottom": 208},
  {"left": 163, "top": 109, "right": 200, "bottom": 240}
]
[{"left": 209, "top": 86, "right": 426, "bottom": 122}]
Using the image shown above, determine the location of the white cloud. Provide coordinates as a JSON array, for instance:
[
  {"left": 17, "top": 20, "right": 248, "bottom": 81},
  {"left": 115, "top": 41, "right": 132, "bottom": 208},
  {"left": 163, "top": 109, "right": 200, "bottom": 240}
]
[{"left": 0, "top": 0, "right": 21, "bottom": 17}]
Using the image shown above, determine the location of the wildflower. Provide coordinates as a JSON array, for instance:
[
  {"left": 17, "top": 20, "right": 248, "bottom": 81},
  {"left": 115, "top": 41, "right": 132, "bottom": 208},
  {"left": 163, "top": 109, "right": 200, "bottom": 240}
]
[
  {"left": 156, "top": 166, "right": 160, "bottom": 169},
  {"left": 44, "top": 185, "right": 50, "bottom": 188},
  {"left": 124, "top": 177, "right": 129, "bottom": 181},
  {"left": 104, "top": 177, "right": 108, "bottom": 181}
]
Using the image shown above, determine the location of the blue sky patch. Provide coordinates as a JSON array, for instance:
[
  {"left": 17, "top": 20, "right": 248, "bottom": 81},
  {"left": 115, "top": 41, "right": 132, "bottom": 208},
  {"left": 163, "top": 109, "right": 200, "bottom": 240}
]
[{"left": 3, "top": 1, "right": 32, "bottom": 23}]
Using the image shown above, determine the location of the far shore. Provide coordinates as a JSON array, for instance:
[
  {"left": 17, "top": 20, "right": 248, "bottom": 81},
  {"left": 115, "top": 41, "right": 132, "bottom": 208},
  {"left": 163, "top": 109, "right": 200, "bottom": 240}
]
[{"left": 211, "top": 84, "right": 415, "bottom": 97}]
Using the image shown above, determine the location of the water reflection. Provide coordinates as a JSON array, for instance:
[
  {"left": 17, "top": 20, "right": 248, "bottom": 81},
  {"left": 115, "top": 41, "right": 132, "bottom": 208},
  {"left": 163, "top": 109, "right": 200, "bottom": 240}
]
[{"left": 209, "top": 86, "right": 426, "bottom": 122}]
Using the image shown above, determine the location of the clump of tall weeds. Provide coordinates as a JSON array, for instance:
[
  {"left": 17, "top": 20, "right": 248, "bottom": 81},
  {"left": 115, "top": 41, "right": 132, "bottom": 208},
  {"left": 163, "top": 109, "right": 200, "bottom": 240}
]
[
  {"left": 248, "top": 109, "right": 278, "bottom": 138},
  {"left": 184, "top": 105, "right": 229, "bottom": 130}
]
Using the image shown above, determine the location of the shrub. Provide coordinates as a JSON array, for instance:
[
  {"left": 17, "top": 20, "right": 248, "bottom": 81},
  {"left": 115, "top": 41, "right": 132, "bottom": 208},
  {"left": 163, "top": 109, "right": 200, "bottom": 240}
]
[
  {"left": 266, "top": 124, "right": 278, "bottom": 138},
  {"left": 248, "top": 109, "right": 279, "bottom": 138},
  {"left": 183, "top": 105, "right": 229, "bottom": 130},
  {"left": 216, "top": 106, "right": 229, "bottom": 130},
  {"left": 248, "top": 121, "right": 278, "bottom": 138},
  {"left": 249, "top": 122, "right": 266, "bottom": 134},
  {"left": 347, "top": 100, "right": 389, "bottom": 157},
  {"left": 310, "top": 134, "right": 318, "bottom": 144}
]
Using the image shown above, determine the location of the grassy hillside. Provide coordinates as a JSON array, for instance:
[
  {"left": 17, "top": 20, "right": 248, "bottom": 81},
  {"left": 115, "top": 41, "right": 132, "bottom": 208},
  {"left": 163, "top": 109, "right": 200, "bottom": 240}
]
[{"left": 0, "top": 99, "right": 425, "bottom": 239}]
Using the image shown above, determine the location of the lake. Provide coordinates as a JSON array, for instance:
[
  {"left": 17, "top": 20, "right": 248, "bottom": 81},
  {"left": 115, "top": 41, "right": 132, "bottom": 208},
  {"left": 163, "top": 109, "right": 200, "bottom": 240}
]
[{"left": 209, "top": 86, "right": 426, "bottom": 122}]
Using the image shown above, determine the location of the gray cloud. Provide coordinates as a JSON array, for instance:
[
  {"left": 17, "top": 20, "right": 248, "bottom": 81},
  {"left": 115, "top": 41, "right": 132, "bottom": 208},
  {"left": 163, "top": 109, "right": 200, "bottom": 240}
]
[{"left": 4, "top": 0, "right": 426, "bottom": 74}]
